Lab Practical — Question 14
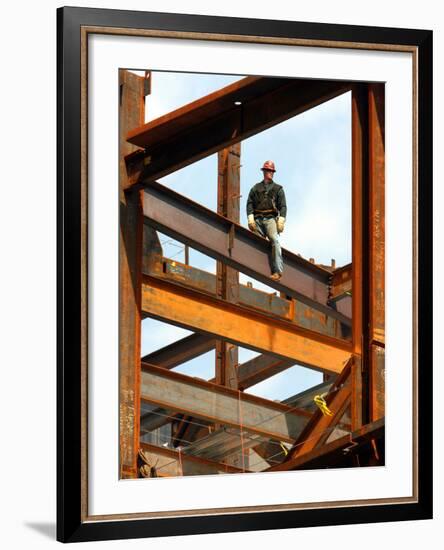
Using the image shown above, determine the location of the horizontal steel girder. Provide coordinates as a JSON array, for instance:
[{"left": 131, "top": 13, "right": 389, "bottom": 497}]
[
  {"left": 141, "top": 275, "right": 352, "bottom": 374},
  {"left": 143, "top": 181, "right": 351, "bottom": 326},
  {"left": 141, "top": 333, "right": 216, "bottom": 368},
  {"left": 182, "top": 428, "right": 266, "bottom": 461},
  {"left": 145, "top": 257, "right": 349, "bottom": 339},
  {"left": 125, "top": 77, "right": 352, "bottom": 187},
  {"left": 266, "top": 418, "right": 384, "bottom": 471},
  {"left": 139, "top": 442, "right": 247, "bottom": 476},
  {"left": 179, "top": 382, "right": 336, "bottom": 463},
  {"left": 159, "top": 258, "right": 293, "bottom": 320},
  {"left": 141, "top": 362, "right": 311, "bottom": 443}
]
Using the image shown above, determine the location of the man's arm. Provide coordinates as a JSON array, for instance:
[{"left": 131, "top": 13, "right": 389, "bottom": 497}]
[
  {"left": 276, "top": 187, "right": 287, "bottom": 233},
  {"left": 246, "top": 187, "right": 256, "bottom": 231},
  {"left": 277, "top": 187, "right": 287, "bottom": 218},
  {"left": 246, "top": 187, "right": 255, "bottom": 216}
]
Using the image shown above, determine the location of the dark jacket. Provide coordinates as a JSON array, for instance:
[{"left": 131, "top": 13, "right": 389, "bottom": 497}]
[{"left": 246, "top": 180, "right": 287, "bottom": 218}]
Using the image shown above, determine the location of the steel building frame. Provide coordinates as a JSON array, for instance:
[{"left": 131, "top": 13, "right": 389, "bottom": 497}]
[{"left": 119, "top": 69, "right": 385, "bottom": 479}]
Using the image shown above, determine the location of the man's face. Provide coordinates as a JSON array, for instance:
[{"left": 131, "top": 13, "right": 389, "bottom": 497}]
[{"left": 262, "top": 169, "right": 274, "bottom": 182}]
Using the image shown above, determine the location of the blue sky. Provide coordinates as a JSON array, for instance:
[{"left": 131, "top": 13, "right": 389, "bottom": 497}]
[{"left": 135, "top": 70, "right": 351, "bottom": 400}]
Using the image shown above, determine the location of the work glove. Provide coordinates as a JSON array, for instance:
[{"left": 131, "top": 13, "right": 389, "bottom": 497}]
[
  {"left": 277, "top": 216, "right": 285, "bottom": 233},
  {"left": 248, "top": 214, "right": 257, "bottom": 232}
]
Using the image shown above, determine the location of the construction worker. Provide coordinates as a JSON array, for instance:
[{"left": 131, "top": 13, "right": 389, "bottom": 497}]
[{"left": 246, "top": 160, "right": 287, "bottom": 280}]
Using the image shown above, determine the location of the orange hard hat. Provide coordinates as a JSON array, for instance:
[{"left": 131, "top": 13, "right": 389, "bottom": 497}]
[{"left": 261, "top": 160, "right": 276, "bottom": 172}]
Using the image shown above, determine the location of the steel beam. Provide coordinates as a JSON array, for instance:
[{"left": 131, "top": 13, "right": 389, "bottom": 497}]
[
  {"left": 143, "top": 180, "right": 351, "bottom": 325},
  {"left": 141, "top": 275, "right": 352, "bottom": 374},
  {"left": 329, "top": 264, "right": 352, "bottom": 301},
  {"left": 146, "top": 257, "right": 350, "bottom": 341},
  {"left": 118, "top": 69, "right": 147, "bottom": 478},
  {"left": 216, "top": 143, "right": 241, "bottom": 390},
  {"left": 235, "top": 355, "right": 295, "bottom": 390},
  {"left": 183, "top": 428, "right": 266, "bottom": 461},
  {"left": 141, "top": 333, "right": 216, "bottom": 369},
  {"left": 368, "top": 84, "right": 385, "bottom": 346},
  {"left": 140, "top": 362, "right": 311, "bottom": 443},
  {"left": 368, "top": 84, "right": 385, "bottom": 422},
  {"left": 369, "top": 344, "right": 385, "bottom": 422},
  {"left": 178, "top": 380, "right": 337, "bottom": 467},
  {"left": 127, "top": 77, "right": 283, "bottom": 148},
  {"left": 283, "top": 360, "right": 352, "bottom": 462},
  {"left": 151, "top": 258, "right": 292, "bottom": 319},
  {"left": 181, "top": 381, "right": 336, "bottom": 464},
  {"left": 139, "top": 442, "right": 246, "bottom": 476},
  {"left": 351, "top": 84, "right": 370, "bottom": 431},
  {"left": 125, "top": 77, "right": 352, "bottom": 187},
  {"left": 141, "top": 374, "right": 333, "bottom": 450},
  {"left": 289, "top": 384, "right": 351, "bottom": 458},
  {"left": 266, "top": 418, "right": 384, "bottom": 471}
]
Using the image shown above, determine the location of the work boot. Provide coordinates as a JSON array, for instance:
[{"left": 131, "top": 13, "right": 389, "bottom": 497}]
[{"left": 270, "top": 272, "right": 282, "bottom": 281}]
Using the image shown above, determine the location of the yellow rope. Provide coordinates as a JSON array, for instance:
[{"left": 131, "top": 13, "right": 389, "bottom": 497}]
[{"left": 314, "top": 394, "right": 334, "bottom": 416}]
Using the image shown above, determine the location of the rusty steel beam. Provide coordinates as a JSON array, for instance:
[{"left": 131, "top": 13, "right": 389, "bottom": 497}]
[
  {"left": 182, "top": 381, "right": 335, "bottom": 466},
  {"left": 293, "top": 298, "right": 348, "bottom": 339},
  {"left": 140, "top": 362, "right": 311, "bottom": 443},
  {"left": 266, "top": 418, "right": 384, "bottom": 471},
  {"left": 216, "top": 143, "right": 241, "bottom": 391},
  {"left": 143, "top": 181, "right": 351, "bottom": 326},
  {"left": 183, "top": 428, "right": 267, "bottom": 461},
  {"left": 182, "top": 380, "right": 336, "bottom": 464},
  {"left": 125, "top": 77, "right": 352, "bottom": 187},
  {"left": 146, "top": 257, "right": 350, "bottom": 340},
  {"left": 140, "top": 374, "right": 336, "bottom": 452},
  {"left": 282, "top": 360, "right": 352, "bottom": 463},
  {"left": 141, "top": 275, "right": 352, "bottom": 374},
  {"left": 140, "top": 407, "right": 173, "bottom": 433},
  {"left": 368, "top": 84, "right": 385, "bottom": 346},
  {"left": 288, "top": 383, "right": 351, "bottom": 458},
  {"left": 329, "top": 264, "right": 352, "bottom": 302},
  {"left": 334, "top": 296, "right": 352, "bottom": 321},
  {"left": 119, "top": 69, "right": 147, "bottom": 479},
  {"left": 127, "top": 77, "right": 283, "bottom": 148},
  {"left": 351, "top": 84, "right": 371, "bottom": 432},
  {"left": 369, "top": 344, "right": 385, "bottom": 422},
  {"left": 139, "top": 442, "right": 246, "bottom": 476},
  {"left": 368, "top": 84, "right": 385, "bottom": 423},
  {"left": 235, "top": 355, "right": 295, "bottom": 390},
  {"left": 150, "top": 257, "right": 293, "bottom": 320},
  {"left": 141, "top": 333, "right": 216, "bottom": 369}
]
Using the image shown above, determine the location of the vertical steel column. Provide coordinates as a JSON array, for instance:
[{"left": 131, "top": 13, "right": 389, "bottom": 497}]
[
  {"left": 368, "top": 84, "right": 385, "bottom": 422},
  {"left": 351, "top": 85, "right": 370, "bottom": 431},
  {"left": 119, "top": 70, "right": 148, "bottom": 478},
  {"left": 215, "top": 143, "right": 241, "bottom": 389},
  {"left": 215, "top": 143, "right": 242, "bottom": 468}
]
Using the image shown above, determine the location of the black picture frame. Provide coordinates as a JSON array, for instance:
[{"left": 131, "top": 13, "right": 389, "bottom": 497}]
[{"left": 57, "top": 6, "right": 433, "bottom": 543}]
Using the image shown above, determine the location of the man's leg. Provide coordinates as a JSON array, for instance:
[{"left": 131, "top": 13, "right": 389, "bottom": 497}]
[
  {"left": 263, "top": 218, "right": 283, "bottom": 275},
  {"left": 253, "top": 218, "right": 267, "bottom": 238}
]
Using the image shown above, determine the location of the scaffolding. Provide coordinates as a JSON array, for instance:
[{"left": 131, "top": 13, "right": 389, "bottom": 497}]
[{"left": 118, "top": 69, "right": 385, "bottom": 479}]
